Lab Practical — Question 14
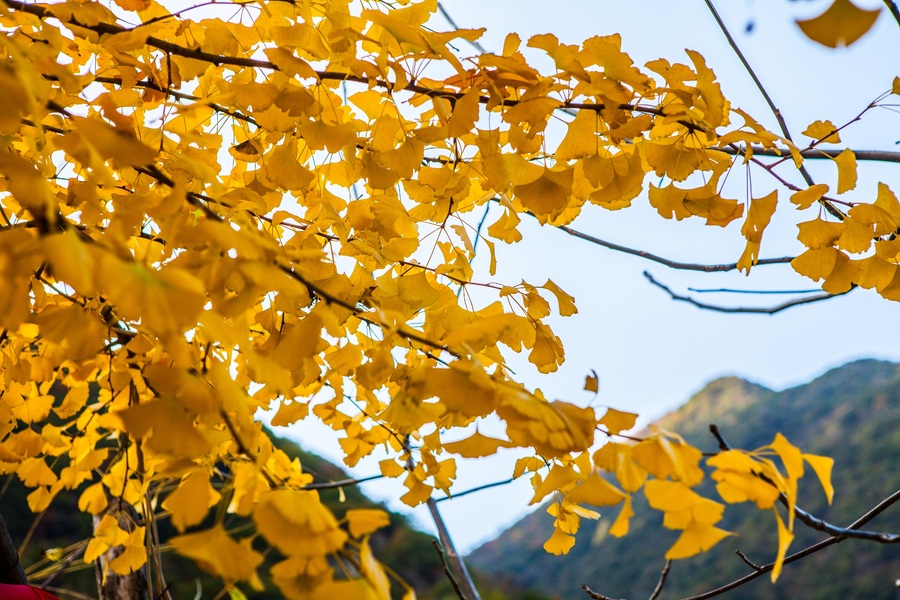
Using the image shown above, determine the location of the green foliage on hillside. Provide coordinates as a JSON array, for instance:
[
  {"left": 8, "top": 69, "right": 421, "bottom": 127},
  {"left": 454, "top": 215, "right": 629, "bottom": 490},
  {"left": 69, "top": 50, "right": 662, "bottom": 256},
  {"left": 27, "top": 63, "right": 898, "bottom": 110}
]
[
  {"left": 0, "top": 433, "right": 418, "bottom": 598},
  {"left": 470, "top": 360, "right": 900, "bottom": 599}
]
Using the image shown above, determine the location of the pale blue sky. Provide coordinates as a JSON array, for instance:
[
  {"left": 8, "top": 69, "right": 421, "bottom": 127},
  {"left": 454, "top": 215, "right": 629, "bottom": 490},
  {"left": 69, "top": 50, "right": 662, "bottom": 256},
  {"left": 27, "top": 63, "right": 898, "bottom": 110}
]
[{"left": 279, "top": 0, "right": 900, "bottom": 553}]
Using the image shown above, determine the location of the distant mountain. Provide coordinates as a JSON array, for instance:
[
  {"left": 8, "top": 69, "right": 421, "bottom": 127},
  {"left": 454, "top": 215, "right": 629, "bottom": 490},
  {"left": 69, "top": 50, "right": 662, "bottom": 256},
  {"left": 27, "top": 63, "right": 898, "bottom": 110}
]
[{"left": 469, "top": 359, "right": 900, "bottom": 600}]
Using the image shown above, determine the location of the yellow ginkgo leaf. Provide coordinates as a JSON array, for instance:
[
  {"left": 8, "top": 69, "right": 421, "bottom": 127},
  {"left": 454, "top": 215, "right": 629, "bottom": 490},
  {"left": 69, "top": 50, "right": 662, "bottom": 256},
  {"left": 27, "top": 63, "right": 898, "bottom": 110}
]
[
  {"left": 599, "top": 408, "right": 638, "bottom": 435},
  {"left": 170, "top": 526, "right": 264, "bottom": 583},
  {"left": 796, "top": 0, "right": 881, "bottom": 48},
  {"left": 109, "top": 527, "right": 148, "bottom": 575},
  {"left": 542, "top": 279, "right": 578, "bottom": 316},
  {"left": 770, "top": 510, "right": 795, "bottom": 582},
  {"left": 346, "top": 509, "right": 391, "bottom": 538},
  {"left": 400, "top": 471, "right": 433, "bottom": 507},
  {"left": 608, "top": 495, "right": 634, "bottom": 537},
  {"left": 803, "top": 453, "right": 835, "bottom": 504},
  {"left": 254, "top": 490, "right": 347, "bottom": 556},
  {"left": 74, "top": 116, "right": 157, "bottom": 168},
  {"left": 802, "top": 120, "right": 840, "bottom": 143},
  {"left": 113, "top": 0, "right": 151, "bottom": 10},
  {"left": 448, "top": 89, "right": 480, "bottom": 138},
  {"left": 442, "top": 431, "right": 515, "bottom": 458},
  {"left": 565, "top": 473, "right": 626, "bottom": 508},
  {"left": 664, "top": 520, "right": 732, "bottom": 560},
  {"left": 162, "top": 471, "right": 221, "bottom": 532},
  {"left": 790, "top": 184, "right": 829, "bottom": 210},
  {"left": 583, "top": 370, "right": 599, "bottom": 393},
  {"left": 543, "top": 527, "right": 576, "bottom": 555},
  {"left": 833, "top": 148, "right": 857, "bottom": 194}
]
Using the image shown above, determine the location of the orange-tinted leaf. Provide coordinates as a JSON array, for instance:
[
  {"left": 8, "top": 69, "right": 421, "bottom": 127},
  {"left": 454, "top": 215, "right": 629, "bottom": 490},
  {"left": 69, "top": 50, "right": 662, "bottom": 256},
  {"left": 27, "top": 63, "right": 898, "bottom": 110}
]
[
  {"left": 584, "top": 370, "right": 599, "bottom": 394},
  {"left": 796, "top": 0, "right": 881, "bottom": 48}
]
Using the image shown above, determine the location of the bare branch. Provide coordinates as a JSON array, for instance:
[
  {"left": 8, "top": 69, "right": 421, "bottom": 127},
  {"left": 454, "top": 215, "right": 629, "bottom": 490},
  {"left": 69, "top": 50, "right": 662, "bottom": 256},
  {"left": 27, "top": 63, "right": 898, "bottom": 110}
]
[
  {"left": 432, "top": 540, "right": 467, "bottom": 600},
  {"left": 702, "top": 0, "right": 843, "bottom": 219},
  {"left": 435, "top": 477, "right": 516, "bottom": 503},
  {"left": 301, "top": 474, "right": 385, "bottom": 491},
  {"left": 648, "top": 560, "right": 672, "bottom": 600},
  {"left": 555, "top": 226, "right": 793, "bottom": 272},
  {"left": 724, "top": 145, "right": 900, "bottom": 164},
  {"left": 583, "top": 585, "right": 624, "bottom": 600},
  {"left": 885, "top": 0, "right": 900, "bottom": 28},
  {"left": 735, "top": 550, "right": 762, "bottom": 572},
  {"left": 682, "top": 490, "right": 900, "bottom": 600},
  {"left": 644, "top": 271, "right": 849, "bottom": 314},
  {"left": 687, "top": 287, "right": 822, "bottom": 294},
  {"left": 427, "top": 498, "right": 482, "bottom": 600}
]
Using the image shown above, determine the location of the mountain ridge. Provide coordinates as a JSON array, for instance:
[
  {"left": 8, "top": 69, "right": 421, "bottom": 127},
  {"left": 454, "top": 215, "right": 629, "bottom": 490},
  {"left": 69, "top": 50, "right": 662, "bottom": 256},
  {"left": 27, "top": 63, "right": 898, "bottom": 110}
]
[{"left": 469, "top": 359, "right": 900, "bottom": 599}]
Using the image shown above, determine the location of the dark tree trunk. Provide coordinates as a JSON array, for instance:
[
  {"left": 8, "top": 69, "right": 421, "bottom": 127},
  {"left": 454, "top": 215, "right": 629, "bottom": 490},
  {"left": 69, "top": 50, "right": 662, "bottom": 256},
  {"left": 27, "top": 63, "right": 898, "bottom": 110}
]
[
  {"left": 93, "top": 502, "right": 148, "bottom": 600},
  {"left": 0, "top": 513, "right": 27, "bottom": 585}
]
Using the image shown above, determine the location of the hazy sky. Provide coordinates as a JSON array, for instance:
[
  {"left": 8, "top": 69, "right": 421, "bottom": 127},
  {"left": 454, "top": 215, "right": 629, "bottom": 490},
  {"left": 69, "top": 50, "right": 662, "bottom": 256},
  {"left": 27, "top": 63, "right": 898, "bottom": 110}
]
[{"left": 277, "top": 0, "right": 900, "bottom": 554}]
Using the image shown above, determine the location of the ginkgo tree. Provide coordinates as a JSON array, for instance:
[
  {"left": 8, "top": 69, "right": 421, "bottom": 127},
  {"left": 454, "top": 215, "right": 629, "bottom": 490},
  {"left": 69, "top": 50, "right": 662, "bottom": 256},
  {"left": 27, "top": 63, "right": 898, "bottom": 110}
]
[{"left": 0, "top": 0, "right": 898, "bottom": 598}]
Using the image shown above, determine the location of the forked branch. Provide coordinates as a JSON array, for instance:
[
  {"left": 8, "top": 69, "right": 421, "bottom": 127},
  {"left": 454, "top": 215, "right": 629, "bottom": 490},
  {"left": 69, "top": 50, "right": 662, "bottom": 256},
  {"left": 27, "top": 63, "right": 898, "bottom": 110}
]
[{"left": 644, "top": 271, "right": 849, "bottom": 314}]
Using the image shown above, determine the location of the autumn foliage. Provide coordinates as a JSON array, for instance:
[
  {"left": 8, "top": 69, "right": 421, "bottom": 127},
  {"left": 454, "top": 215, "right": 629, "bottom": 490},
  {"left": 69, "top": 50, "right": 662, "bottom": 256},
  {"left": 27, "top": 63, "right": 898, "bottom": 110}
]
[{"left": 0, "top": 0, "right": 895, "bottom": 597}]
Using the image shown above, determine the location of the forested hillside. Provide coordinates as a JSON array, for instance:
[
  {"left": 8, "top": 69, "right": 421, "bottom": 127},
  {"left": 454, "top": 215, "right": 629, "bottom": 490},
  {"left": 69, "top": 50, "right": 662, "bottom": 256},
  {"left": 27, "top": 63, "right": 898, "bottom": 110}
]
[{"left": 470, "top": 360, "right": 900, "bottom": 599}]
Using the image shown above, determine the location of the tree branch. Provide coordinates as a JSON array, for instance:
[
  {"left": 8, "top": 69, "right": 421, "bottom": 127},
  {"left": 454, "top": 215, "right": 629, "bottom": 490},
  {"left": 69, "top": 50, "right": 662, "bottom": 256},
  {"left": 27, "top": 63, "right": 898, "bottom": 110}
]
[
  {"left": 711, "top": 424, "right": 900, "bottom": 543},
  {"left": 644, "top": 271, "right": 848, "bottom": 314},
  {"left": 427, "top": 498, "right": 482, "bottom": 600},
  {"left": 435, "top": 477, "right": 516, "bottom": 503},
  {"left": 556, "top": 225, "right": 793, "bottom": 272},
  {"left": 885, "top": 0, "right": 900, "bottom": 28},
  {"left": 3, "top": 1, "right": 704, "bottom": 128},
  {"left": 682, "top": 489, "right": 900, "bottom": 599},
  {"left": 301, "top": 474, "right": 385, "bottom": 491},
  {"left": 582, "top": 585, "right": 624, "bottom": 600},
  {"left": 703, "top": 0, "right": 843, "bottom": 220},
  {"left": 721, "top": 145, "right": 900, "bottom": 164},
  {"left": 433, "top": 539, "right": 467, "bottom": 600},
  {"left": 648, "top": 560, "right": 672, "bottom": 600}
]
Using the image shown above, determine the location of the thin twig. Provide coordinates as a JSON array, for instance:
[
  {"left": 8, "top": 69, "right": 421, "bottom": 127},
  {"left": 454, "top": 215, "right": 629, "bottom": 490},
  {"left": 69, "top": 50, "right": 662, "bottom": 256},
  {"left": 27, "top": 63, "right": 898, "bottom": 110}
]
[
  {"left": 435, "top": 477, "right": 516, "bottom": 502},
  {"left": 644, "top": 271, "right": 848, "bottom": 314},
  {"left": 735, "top": 550, "right": 762, "bottom": 572},
  {"left": 687, "top": 287, "right": 821, "bottom": 294},
  {"left": 648, "top": 560, "right": 672, "bottom": 600},
  {"left": 436, "top": 2, "right": 487, "bottom": 53},
  {"left": 885, "top": 0, "right": 900, "bottom": 27},
  {"left": 301, "top": 474, "right": 385, "bottom": 490},
  {"left": 582, "top": 585, "right": 624, "bottom": 600},
  {"left": 38, "top": 544, "right": 86, "bottom": 588}
]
